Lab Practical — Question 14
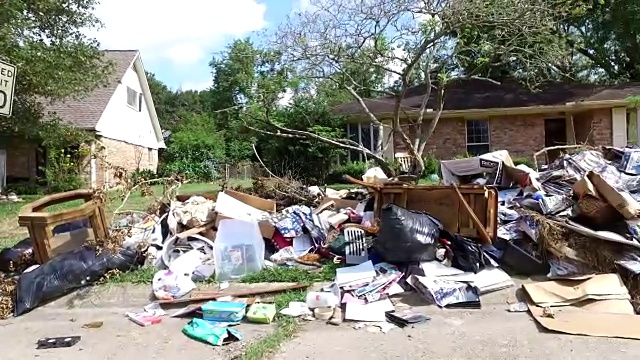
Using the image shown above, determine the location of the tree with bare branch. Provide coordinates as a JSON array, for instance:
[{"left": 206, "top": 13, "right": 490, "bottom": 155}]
[{"left": 250, "top": 0, "right": 572, "bottom": 175}]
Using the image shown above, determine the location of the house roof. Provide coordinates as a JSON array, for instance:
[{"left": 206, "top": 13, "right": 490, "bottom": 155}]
[
  {"left": 42, "top": 50, "right": 139, "bottom": 129},
  {"left": 333, "top": 79, "right": 640, "bottom": 116}
]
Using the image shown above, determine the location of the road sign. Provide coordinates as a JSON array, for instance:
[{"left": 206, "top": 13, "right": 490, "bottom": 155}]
[{"left": 0, "top": 59, "right": 17, "bottom": 117}]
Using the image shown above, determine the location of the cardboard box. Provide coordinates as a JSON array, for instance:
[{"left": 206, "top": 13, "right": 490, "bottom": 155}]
[
  {"left": 223, "top": 189, "right": 276, "bottom": 212},
  {"left": 587, "top": 172, "right": 640, "bottom": 219},
  {"left": 317, "top": 196, "right": 361, "bottom": 210},
  {"left": 214, "top": 189, "right": 277, "bottom": 239},
  {"left": 201, "top": 301, "right": 247, "bottom": 324},
  {"left": 573, "top": 177, "right": 599, "bottom": 198}
]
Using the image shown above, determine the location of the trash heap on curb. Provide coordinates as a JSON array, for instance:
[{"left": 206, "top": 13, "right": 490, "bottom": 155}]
[{"left": 4, "top": 146, "right": 640, "bottom": 346}]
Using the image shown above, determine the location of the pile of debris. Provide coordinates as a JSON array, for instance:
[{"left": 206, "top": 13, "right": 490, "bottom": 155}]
[{"left": 4, "top": 146, "right": 640, "bottom": 345}]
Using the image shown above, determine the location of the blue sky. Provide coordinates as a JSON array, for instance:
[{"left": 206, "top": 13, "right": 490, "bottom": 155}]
[{"left": 89, "top": 0, "right": 309, "bottom": 90}]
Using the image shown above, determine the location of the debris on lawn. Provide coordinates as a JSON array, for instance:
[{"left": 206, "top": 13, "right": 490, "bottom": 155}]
[
  {"left": 6, "top": 144, "right": 640, "bottom": 344},
  {"left": 0, "top": 193, "right": 23, "bottom": 203}
]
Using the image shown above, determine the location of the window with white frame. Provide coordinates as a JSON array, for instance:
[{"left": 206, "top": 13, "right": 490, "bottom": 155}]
[
  {"left": 126, "top": 86, "right": 141, "bottom": 111},
  {"left": 347, "top": 123, "right": 381, "bottom": 161},
  {"left": 465, "top": 119, "right": 490, "bottom": 156}
]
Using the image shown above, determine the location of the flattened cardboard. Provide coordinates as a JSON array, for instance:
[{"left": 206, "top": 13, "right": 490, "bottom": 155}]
[
  {"left": 527, "top": 300, "right": 640, "bottom": 340},
  {"left": 522, "top": 274, "right": 629, "bottom": 307},
  {"left": 587, "top": 172, "right": 640, "bottom": 219}
]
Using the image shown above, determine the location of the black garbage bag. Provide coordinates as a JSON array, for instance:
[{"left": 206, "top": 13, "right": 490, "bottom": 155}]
[
  {"left": 375, "top": 204, "right": 443, "bottom": 263},
  {"left": 14, "top": 246, "right": 139, "bottom": 316},
  {"left": 440, "top": 230, "right": 490, "bottom": 273},
  {"left": 0, "top": 238, "right": 36, "bottom": 274}
]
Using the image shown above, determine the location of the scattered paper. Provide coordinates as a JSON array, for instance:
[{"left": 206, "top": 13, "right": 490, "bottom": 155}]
[
  {"left": 143, "top": 303, "right": 166, "bottom": 317},
  {"left": 438, "top": 266, "right": 514, "bottom": 294},
  {"left": 345, "top": 298, "right": 394, "bottom": 322},
  {"left": 336, "top": 261, "right": 375, "bottom": 287},
  {"left": 342, "top": 293, "right": 366, "bottom": 305},
  {"left": 353, "top": 321, "right": 397, "bottom": 334},
  {"left": 616, "top": 260, "right": 640, "bottom": 275},
  {"left": 293, "top": 234, "right": 313, "bottom": 257},
  {"left": 420, "top": 261, "right": 465, "bottom": 277},
  {"left": 280, "top": 302, "right": 312, "bottom": 317}
]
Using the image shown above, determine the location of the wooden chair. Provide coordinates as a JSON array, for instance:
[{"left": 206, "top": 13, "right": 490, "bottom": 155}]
[{"left": 18, "top": 189, "right": 109, "bottom": 263}]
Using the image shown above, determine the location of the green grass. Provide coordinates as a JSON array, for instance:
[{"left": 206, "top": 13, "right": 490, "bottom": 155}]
[
  {"left": 102, "top": 266, "right": 157, "bottom": 285},
  {"left": 0, "top": 180, "right": 252, "bottom": 250},
  {"left": 239, "top": 289, "right": 306, "bottom": 360},
  {"left": 240, "top": 262, "right": 340, "bottom": 284},
  {"left": 238, "top": 264, "right": 340, "bottom": 360}
]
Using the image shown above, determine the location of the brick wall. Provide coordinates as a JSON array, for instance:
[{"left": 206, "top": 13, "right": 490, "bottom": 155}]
[
  {"left": 573, "top": 109, "right": 612, "bottom": 146},
  {"left": 489, "top": 115, "right": 546, "bottom": 159},
  {"left": 589, "top": 108, "right": 613, "bottom": 146},
  {"left": 394, "top": 115, "right": 544, "bottom": 160},
  {"left": 3, "top": 138, "right": 36, "bottom": 180},
  {"left": 394, "top": 118, "right": 466, "bottom": 158},
  {"left": 95, "top": 136, "right": 159, "bottom": 187},
  {"left": 392, "top": 109, "right": 613, "bottom": 162}
]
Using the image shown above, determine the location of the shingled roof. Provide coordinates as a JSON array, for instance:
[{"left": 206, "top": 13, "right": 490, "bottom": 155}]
[
  {"left": 42, "top": 50, "right": 139, "bottom": 129},
  {"left": 333, "top": 79, "right": 640, "bottom": 116}
]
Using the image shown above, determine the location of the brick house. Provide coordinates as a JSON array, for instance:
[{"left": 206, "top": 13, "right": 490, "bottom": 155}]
[
  {"left": 2, "top": 50, "right": 165, "bottom": 188},
  {"left": 333, "top": 79, "right": 640, "bottom": 164}
]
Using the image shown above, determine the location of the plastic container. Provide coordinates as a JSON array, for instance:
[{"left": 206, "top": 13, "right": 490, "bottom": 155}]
[
  {"left": 306, "top": 292, "right": 339, "bottom": 309},
  {"left": 214, "top": 219, "right": 265, "bottom": 281},
  {"left": 501, "top": 239, "right": 549, "bottom": 276}
]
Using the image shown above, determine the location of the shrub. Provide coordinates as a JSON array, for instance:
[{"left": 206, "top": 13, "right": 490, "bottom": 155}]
[
  {"left": 131, "top": 168, "right": 158, "bottom": 185},
  {"left": 422, "top": 153, "right": 440, "bottom": 177},
  {"left": 453, "top": 152, "right": 473, "bottom": 159},
  {"left": 327, "top": 161, "right": 369, "bottom": 184},
  {"left": 512, "top": 156, "right": 534, "bottom": 168},
  {"left": 6, "top": 182, "right": 43, "bottom": 195},
  {"left": 160, "top": 113, "right": 226, "bottom": 181},
  {"left": 42, "top": 149, "right": 84, "bottom": 193}
]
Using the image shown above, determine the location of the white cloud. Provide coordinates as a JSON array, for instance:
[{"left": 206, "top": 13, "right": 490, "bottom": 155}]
[
  {"left": 89, "top": 0, "right": 268, "bottom": 65},
  {"left": 291, "top": 0, "right": 314, "bottom": 13}
]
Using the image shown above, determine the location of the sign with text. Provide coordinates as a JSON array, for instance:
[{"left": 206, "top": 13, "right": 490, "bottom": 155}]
[{"left": 0, "top": 59, "right": 17, "bottom": 117}]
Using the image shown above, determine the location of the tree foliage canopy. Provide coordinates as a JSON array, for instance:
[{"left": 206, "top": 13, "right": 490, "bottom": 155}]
[{"left": 0, "top": 0, "right": 113, "bottom": 138}]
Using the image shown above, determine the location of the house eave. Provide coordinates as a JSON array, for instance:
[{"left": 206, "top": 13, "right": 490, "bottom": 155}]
[{"left": 344, "top": 99, "right": 631, "bottom": 123}]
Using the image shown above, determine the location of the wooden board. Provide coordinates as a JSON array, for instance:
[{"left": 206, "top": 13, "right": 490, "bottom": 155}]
[{"left": 343, "top": 177, "right": 498, "bottom": 242}]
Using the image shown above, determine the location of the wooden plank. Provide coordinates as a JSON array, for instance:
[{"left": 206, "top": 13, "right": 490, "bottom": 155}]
[
  {"left": 453, "top": 185, "right": 492, "bottom": 244},
  {"left": 156, "top": 283, "right": 309, "bottom": 304}
]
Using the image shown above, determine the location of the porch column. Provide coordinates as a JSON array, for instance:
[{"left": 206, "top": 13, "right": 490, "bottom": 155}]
[
  {"left": 611, "top": 107, "right": 627, "bottom": 147},
  {"left": 382, "top": 120, "right": 395, "bottom": 160},
  {"left": 636, "top": 107, "right": 640, "bottom": 146}
]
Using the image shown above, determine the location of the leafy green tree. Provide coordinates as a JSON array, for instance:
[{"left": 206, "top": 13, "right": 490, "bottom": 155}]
[
  {"left": 160, "top": 113, "right": 226, "bottom": 181},
  {"left": 207, "top": 39, "right": 261, "bottom": 163},
  {"left": 270, "top": 0, "right": 575, "bottom": 174},
  {"left": 0, "top": 0, "right": 113, "bottom": 138},
  {"left": 256, "top": 96, "right": 346, "bottom": 183}
]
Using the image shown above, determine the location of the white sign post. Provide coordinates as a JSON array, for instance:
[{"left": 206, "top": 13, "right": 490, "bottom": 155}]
[{"left": 0, "top": 59, "right": 17, "bottom": 117}]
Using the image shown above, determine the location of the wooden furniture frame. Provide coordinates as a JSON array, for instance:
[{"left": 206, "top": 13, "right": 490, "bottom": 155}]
[
  {"left": 345, "top": 176, "right": 498, "bottom": 243},
  {"left": 18, "top": 190, "right": 109, "bottom": 263}
]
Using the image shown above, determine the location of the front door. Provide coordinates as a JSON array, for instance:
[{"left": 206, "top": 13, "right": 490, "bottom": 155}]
[{"left": 544, "top": 118, "right": 567, "bottom": 161}]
